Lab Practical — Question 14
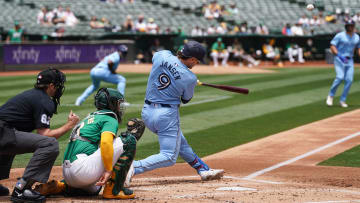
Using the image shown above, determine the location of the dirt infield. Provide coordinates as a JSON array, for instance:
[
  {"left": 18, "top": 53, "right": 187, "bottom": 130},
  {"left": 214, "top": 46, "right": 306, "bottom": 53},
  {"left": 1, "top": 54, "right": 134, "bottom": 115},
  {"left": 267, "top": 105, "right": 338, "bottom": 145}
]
[{"left": 1, "top": 109, "right": 360, "bottom": 202}]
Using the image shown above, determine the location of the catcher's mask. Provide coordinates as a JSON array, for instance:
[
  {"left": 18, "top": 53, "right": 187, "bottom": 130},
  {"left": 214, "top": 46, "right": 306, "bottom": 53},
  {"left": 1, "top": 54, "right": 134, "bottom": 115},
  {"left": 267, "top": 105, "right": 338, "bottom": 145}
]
[
  {"left": 94, "top": 87, "right": 125, "bottom": 123},
  {"left": 35, "top": 67, "right": 66, "bottom": 113}
]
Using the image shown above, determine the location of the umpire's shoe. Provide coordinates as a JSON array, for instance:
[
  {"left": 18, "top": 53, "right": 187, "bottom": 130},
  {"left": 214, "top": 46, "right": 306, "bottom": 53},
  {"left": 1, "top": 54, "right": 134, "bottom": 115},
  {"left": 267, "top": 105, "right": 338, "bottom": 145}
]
[
  {"left": 10, "top": 187, "right": 45, "bottom": 203},
  {"left": 0, "top": 184, "right": 9, "bottom": 196}
]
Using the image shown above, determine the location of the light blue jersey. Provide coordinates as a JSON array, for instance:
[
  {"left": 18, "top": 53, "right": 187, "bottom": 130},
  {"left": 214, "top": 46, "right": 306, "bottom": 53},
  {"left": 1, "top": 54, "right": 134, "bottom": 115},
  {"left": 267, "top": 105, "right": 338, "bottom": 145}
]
[
  {"left": 75, "top": 51, "right": 126, "bottom": 105},
  {"left": 330, "top": 31, "right": 360, "bottom": 58},
  {"left": 145, "top": 50, "right": 197, "bottom": 105},
  {"left": 95, "top": 51, "right": 121, "bottom": 73},
  {"left": 328, "top": 31, "right": 360, "bottom": 103}
]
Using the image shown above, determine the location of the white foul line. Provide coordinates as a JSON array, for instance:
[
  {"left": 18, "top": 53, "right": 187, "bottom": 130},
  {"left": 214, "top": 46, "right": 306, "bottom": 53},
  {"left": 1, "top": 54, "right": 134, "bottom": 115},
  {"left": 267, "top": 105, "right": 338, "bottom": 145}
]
[{"left": 244, "top": 131, "right": 360, "bottom": 180}]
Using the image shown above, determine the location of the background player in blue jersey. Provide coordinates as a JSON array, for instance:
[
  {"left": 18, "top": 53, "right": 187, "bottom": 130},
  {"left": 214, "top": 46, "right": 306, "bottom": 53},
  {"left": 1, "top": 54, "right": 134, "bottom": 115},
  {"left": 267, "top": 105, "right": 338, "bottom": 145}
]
[
  {"left": 75, "top": 45, "right": 128, "bottom": 106},
  {"left": 126, "top": 41, "right": 224, "bottom": 185},
  {"left": 326, "top": 20, "right": 360, "bottom": 108}
]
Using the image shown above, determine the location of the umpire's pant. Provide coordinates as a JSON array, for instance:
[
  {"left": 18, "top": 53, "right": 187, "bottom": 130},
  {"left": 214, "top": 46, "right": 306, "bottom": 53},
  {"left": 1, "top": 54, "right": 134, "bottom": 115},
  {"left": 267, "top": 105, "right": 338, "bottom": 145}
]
[{"left": 0, "top": 130, "right": 59, "bottom": 183}]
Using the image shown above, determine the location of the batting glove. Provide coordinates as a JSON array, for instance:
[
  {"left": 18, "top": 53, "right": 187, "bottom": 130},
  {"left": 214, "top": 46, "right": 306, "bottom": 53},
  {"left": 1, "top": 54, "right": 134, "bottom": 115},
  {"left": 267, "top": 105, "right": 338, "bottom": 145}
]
[{"left": 337, "top": 55, "right": 348, "bottom": 64}]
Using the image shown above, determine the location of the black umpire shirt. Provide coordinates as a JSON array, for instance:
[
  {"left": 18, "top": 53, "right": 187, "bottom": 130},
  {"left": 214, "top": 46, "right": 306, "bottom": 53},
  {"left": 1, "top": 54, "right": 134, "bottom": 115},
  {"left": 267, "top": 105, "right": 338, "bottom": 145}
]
[{"left": 0, "top": 88, "right": 55, "bottom": 132}]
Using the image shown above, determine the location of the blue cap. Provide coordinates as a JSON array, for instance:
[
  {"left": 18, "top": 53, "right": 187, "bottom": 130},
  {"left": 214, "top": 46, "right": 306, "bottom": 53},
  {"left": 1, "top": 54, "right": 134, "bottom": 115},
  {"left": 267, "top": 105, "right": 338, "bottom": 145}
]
[
  {"left": 181, "top": 40, "right": 206, "bottom": 63},
  {"left": 118, "top": 45, "right": 128, "bottom": 53},
  {"left": 345, "top": 19, "right": 355, "bottom": 26}
]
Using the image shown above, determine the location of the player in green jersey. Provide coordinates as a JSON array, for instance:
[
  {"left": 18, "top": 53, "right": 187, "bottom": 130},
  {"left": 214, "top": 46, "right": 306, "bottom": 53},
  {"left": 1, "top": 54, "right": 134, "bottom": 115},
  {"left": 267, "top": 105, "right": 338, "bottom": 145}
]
[{"left": 34, "top": 88, "right": 145, "bottom": 199}]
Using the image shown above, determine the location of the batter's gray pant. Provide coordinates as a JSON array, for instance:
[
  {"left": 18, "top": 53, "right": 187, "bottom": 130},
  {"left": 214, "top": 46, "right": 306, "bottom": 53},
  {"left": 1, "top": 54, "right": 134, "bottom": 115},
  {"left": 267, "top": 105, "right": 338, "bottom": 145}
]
[{"left": 0, "top": 130, "right": 59, "bottom": 183}]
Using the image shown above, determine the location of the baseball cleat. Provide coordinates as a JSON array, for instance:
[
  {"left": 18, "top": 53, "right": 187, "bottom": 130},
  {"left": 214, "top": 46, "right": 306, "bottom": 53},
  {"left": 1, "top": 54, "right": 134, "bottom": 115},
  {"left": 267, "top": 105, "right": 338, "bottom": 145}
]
[
  {"left": 124, "top": 163, "right": 134, "bottom": 187},
  {"left": 199, "top": 169, "right": 224, "bottom": 181},
  {"left": 103, "top": 181, "right": 135, "bottom": 199},
  {"left": 0, "top": 184, "right": 9, "bottom": 196},
  {"left": 326, "top": 96, "right": 333, "bottom": 106},
  {"left": 340, "top": 101, "right": 348, "bottom": 108},
  {"left": 75, "top": 98, "right": 82, "bottom": 106},
  {"left": 34, "top": 180, "right": 65, "bottom": 196},
  {"left": 11, "top": 187, "right": 46, "bottom": 203}
]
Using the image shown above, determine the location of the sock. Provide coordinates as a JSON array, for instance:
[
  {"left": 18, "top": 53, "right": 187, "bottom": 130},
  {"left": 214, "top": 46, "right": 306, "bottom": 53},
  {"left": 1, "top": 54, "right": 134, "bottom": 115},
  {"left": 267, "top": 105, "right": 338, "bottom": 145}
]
[{"left": 188, "top": 155, "right": 209, "bottom": 173}]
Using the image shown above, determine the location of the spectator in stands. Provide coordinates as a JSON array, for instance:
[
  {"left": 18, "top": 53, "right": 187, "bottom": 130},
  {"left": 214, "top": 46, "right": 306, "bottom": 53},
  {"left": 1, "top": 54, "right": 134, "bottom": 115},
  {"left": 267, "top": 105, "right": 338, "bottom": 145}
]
[
  {"left": 325, "top": 12, "right": 337, "bottom": 24},
  {"left": 123, "top": 15, "right": 135, "bottom": 32},
  {"left": 287, "top": 43, "right": 305, "bottom": 63},
  {"left": 255, "top": 23, "right": 269, "bottom": 35},
  {"left": 318, "top": 12, "right": 325, "bottom": 25},
  {"left": 231, "top": 39, "right": 260, "bottom": 67},
  {"left": 282, "top": 23, "right": 292, "bottom": 35},
  {"left": 291, "top": 22, "right": 304, "bottom": 36},
  {"left": 135, "top": 15, "right": 147, "bottom": 33},
  {"left": 52, "top": 5, "right": 66, "bottom": 25},
  {"left": 298, "top": 15, "right": 309, "bottom": 27},
  {"left": 262, "top": 39, "right": 282, "bottom": 67},
  {"left": 309, "top": 15, "right": 321, "bottom": 26},
  {"left": 191, "top": 26, "right": 203, "bottom": 36},
  {"left": 216, "top": 22, "right": 227, "bottom": 34},
  {"left": 90, "top": 16, "right": 104, "bottom": 29},
  {"left": 203, "top": 4, "right": 213, "bottom": 20},
  {"left": 207, "top": 24, "right": 216, "bottom": 35},
  {"left": 210, "top": 37, "right": 229, "bottom": 67},
  {"left": 227, "top": 2, "right": 238, "bottom": 16},
  {"left": 37, "top": 7, "right": 53, "bottom": 26},
  {"left": 100, "top": 17, "right": 113, "bottom": 32},
  {"left": 6, "top": 21, "right": 25, "bottom": 43},
  {"left": 352, "top": 12, "right": 360, "bottom": 23},
  {"left": 147, "top": 18, "right": 158, "bottom": 34},
  {"left": 50, "top": 27, "right": 65, "bottom": 38},
  {"left": 239, "top": 21, "right": 250, "bottom": 34},
  {"left": 64, "top": 6, "right": 78, "bottom": 27},
  {"left": 303, "top": 38, "right": 317, "bottom": 60}
]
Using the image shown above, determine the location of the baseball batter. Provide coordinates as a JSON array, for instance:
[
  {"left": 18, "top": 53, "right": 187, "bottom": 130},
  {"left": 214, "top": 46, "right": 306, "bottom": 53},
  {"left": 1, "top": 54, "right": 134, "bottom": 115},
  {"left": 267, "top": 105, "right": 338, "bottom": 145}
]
[
  {"left": 35, "top": 88, "right": 145, "bottom": 199},
  {"left": 326, "top": 20, "right": 360, "bottom": 108},
  {"left": 126, "top": 41, "right": 224, "bottom": 185},
  {"left": 75, "top": 45, "right": 128, "bottom": 106}
]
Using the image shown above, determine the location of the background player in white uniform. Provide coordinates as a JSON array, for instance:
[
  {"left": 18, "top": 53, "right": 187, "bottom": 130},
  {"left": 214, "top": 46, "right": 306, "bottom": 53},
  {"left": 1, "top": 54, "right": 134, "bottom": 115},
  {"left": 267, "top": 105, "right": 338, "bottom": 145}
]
[
  {"left": 126, "top": 41, "right": 224, "bottom": 185},
  {"left": 326, "top": 20, "right": 360, "bottom": 108},
  {"left": 75, "top": 45, "right": 128, "bottom": 106}
]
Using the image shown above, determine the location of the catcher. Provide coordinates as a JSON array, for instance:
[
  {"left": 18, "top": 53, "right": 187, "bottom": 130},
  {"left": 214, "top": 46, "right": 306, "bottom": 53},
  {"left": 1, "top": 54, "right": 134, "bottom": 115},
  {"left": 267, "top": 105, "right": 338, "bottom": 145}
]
[{"left": 35, "top": 87, "right": 145, "bottom": 199}]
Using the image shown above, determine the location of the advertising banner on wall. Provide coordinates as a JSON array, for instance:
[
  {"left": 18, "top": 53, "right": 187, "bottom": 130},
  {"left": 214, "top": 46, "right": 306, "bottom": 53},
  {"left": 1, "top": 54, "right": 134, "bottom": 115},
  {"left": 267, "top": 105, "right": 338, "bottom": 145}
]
[{"left": 3, "top": 44, "right": 122, "bottom": 65}]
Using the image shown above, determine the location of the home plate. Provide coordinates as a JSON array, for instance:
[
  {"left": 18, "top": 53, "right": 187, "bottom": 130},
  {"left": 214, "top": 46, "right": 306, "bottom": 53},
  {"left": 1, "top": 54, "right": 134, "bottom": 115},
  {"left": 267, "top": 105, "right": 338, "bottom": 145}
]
[{"left": 216, "top": 187, "right": 257, "bottom": 191}]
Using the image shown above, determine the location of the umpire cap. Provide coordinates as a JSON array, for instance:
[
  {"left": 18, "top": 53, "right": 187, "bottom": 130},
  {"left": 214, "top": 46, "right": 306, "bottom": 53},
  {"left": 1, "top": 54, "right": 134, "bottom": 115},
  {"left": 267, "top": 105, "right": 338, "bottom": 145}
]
[
  {"left": 180, "top": 40, "right": 206, "bottom": 63},
  {"left": 36, "top": 67, "right": 66, "bottom": 87}
]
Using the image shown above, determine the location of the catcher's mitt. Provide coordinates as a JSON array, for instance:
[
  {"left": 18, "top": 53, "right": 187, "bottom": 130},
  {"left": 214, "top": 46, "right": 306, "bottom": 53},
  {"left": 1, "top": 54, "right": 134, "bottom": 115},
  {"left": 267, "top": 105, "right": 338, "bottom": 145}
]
[{"left": 126, "top": 118, "right": 145, "bottom": 141}]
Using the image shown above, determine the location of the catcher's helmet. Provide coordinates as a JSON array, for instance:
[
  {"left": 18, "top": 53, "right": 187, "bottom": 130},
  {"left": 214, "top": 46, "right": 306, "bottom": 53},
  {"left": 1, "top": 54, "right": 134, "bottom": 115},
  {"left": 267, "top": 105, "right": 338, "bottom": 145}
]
[{"left": 94, "top": 88, "right": 125, "bottom": 122}]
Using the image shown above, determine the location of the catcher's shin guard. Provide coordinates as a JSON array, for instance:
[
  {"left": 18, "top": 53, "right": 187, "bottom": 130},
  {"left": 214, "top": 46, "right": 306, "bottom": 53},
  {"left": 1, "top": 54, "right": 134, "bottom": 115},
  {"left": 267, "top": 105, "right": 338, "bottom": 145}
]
[{"left": 103, "top": 132, "right": 137, "bottom": 199}]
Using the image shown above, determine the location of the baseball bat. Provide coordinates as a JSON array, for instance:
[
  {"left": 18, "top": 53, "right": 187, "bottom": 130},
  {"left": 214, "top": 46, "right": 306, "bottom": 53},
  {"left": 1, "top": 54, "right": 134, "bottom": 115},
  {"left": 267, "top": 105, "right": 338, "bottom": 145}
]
[{"left": 197, "top": 80, "right": 249, "bottom": 95}]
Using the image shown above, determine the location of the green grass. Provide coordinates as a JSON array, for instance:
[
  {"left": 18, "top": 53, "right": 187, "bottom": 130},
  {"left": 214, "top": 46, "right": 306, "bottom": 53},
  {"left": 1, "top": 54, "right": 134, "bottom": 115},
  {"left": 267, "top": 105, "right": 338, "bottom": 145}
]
[
  {"left": 319, "top": 145, "right": 360, "bottom": 167},
  {"left": 1, "top": 67, "right": 359, "bottom": 168}
]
